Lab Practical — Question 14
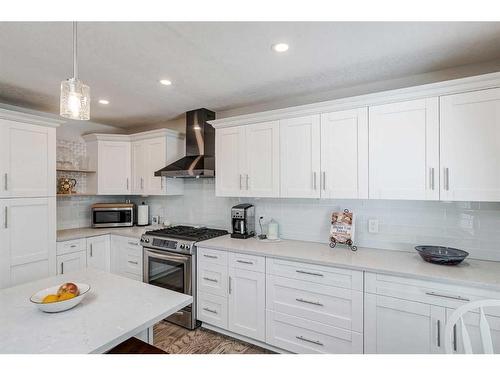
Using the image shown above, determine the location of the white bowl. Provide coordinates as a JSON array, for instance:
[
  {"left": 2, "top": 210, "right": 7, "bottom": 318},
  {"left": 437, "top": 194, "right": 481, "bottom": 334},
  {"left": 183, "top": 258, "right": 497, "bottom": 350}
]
[{"left": 30, "top": 283, "right": 91, "bottom": 313}]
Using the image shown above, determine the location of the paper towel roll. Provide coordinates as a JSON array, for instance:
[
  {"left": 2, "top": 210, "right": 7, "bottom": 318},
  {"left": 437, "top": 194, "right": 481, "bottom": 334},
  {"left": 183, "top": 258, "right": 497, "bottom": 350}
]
[{"left": 137, "top": 203, "right": 149, "bottom": 226}]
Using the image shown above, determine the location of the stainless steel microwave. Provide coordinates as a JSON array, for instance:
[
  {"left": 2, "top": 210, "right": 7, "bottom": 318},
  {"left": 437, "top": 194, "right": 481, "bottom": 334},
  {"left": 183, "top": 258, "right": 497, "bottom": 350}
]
[{"left": 91, "top": 203, "right": 134, "bottom": 228}]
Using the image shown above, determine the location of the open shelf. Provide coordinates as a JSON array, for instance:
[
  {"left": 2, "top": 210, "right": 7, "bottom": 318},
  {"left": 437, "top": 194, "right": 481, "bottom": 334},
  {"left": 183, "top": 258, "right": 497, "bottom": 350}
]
[
  {"left": 56, "top": 168, "right": 96, "bottom": 173},
  {"left": 56, "top": 193, "right": 96, "bottom": 197}
]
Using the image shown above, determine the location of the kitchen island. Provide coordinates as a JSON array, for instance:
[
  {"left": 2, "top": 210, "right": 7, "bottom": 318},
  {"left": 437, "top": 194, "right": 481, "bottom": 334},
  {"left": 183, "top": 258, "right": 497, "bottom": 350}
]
[{"left": 0, "top": 268, "right": 192, "bottom": 354}]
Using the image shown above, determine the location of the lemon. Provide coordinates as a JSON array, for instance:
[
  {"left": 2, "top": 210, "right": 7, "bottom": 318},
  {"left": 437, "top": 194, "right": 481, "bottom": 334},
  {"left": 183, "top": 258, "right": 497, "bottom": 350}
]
[{"left": 42, "top": 294, "right": 59, "bottom": 303}]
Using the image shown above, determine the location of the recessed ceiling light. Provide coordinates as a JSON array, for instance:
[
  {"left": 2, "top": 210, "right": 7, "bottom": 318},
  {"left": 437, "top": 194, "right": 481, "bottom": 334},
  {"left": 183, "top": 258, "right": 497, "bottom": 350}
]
[
  {"left": 98, "top": 99, "right": 110, "bottom": 105},
  {"left": 160, "top": 79, "right": 172, "bottom": 86},
  {"left": 272, "top": 43, "right": 289, "bottom": 53}
]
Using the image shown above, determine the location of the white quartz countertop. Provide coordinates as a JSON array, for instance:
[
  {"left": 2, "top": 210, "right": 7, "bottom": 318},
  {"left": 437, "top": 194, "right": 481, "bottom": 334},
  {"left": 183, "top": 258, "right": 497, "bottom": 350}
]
[
  {"left": 57, "top": 225, "right": 162, "bottom": 242},
  {"left": 0, "top": 269, "right": 192, "bottom": 354},
  {"left": 197, "top": 235, "right": 500, "bottom": 291}
]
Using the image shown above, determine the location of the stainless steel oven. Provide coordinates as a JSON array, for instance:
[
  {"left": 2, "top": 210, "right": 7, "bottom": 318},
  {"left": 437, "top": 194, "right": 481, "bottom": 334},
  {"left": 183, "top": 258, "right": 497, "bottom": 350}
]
[
  {"left": 143, "top": 247, "right": 197, "bottom": 329},
  {"left": 91, "top": 203, "right": 134, "bottom": 228}
]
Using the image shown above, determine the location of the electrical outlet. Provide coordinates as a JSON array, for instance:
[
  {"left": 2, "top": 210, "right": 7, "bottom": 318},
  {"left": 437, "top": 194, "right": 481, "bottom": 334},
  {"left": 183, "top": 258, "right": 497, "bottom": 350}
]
[{"left": 368, "top": 219, "right": 379, "bottom": 233}]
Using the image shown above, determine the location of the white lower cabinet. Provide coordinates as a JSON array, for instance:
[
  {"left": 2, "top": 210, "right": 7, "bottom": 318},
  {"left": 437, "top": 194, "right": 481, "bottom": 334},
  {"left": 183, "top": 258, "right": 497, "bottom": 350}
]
[
  {"left": 110, "top": 236, "right": 143, "bottom": 281},
  {"left": 198, "top": 291, "right": 228, "bottom": 329},
  {"left": 86, "top": 235, "right": 110, "bottom": 272},
  {"left": 228, "top": 267, "right": 265, "bottom": 341},
  {"left": 56, "top": 251, "right": 86, "bottom": 275},
  {"left": 266, "top": 310, "right": 363, "bottom": 354},
  {"left": 364, "top": 294, "right": 445, "bottom": 354}
]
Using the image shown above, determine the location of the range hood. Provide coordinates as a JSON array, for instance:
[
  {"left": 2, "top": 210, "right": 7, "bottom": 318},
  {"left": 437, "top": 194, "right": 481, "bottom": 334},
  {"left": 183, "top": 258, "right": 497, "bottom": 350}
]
[{"left": 155, "top": 108, "right": 216, "bottom": 178}]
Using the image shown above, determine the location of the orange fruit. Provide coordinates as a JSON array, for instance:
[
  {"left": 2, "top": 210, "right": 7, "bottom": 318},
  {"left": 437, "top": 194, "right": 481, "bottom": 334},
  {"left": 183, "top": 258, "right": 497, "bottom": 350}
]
[
  {"left": 57, "top": 292, "right": 76, "bottom": 301},
  {"left": 42, "top": 294, "right": 59, "bottom": 303}
]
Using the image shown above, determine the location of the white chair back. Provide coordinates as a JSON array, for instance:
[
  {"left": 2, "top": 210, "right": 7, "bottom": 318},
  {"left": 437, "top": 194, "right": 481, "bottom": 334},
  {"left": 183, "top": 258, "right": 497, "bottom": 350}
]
[{"left": 444, "top": 299, "right": 500, "bottom": 354}]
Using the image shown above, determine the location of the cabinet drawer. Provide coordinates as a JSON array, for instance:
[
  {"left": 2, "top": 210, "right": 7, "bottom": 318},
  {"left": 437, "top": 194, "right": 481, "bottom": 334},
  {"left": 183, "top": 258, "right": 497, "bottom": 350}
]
[
  {"left": 198, "top": 261, "right": 228, "bottom": 297},
  {"left": 267, "top": 275, "right": 363, "bottom": 332},
  {"left": 198, "top": 247, "right": 228, "bottom": 266},
  {"left": 198, "top": 292, "right": 228, "bottom": 329},
  {"left": 266, "top": 310, "right": 363, "bottom": 354},
  {"left": 266, "top": 258, "right": 363, "bottom": 291},
  {"left": 229, "top": 252, "right": 265, "bottom": 273},
  {"left": 122, "top": 248, "right": 142, "bottom": 277},
  {"left": 57, "top": 238, "right": 86, "bottom": 256},
  {"left": 365, "top": 272, "right": 500, "bottom": 316}
]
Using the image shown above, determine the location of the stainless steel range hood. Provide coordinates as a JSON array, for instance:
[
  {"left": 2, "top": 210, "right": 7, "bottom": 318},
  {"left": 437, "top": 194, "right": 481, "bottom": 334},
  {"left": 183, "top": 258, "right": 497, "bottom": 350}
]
[{"left": 155, "top": 108, "right": 216, "bottom": 178}]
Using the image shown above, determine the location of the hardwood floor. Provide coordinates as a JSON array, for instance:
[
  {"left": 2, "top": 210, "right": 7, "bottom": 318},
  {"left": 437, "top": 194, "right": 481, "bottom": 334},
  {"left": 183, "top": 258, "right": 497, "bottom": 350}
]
[{"left": 153, "top": 321, "right": 274, "bottom": 354}]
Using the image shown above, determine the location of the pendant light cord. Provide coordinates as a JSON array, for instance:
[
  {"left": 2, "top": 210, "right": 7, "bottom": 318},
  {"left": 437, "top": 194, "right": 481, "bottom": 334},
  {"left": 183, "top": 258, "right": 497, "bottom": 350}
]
[{"left": 73, "top": 21, "right": 78, "bottom": 79}]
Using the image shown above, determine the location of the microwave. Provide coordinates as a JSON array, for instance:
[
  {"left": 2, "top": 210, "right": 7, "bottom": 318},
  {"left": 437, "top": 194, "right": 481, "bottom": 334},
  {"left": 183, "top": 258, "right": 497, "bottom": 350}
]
[{"left": 91, "top": 203, "right": 134, "bottom": 228}]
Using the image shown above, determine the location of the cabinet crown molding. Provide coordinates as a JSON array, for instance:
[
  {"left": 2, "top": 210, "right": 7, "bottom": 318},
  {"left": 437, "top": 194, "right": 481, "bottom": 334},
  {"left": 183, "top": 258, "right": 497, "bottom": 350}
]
[
  {"left": 209, "top": 71, "right": 500, "bottom": 129},
  {"left": 0, "top": 108, "right": 64, "bottom": 128},
  {"left": 82, "top": 128, "right": 183, "bottom": 142}
]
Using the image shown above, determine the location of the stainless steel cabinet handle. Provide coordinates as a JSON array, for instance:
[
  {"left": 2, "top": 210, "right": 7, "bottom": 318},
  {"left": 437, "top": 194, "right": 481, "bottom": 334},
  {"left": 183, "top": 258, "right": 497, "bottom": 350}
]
[
  {"left": 296, "top": 336, "right": 324, "bottom": 346},
  {"left": 61, "top": 262, "right": 64, "bottom": 275},
  {"left": 160, "top": 177, "right": 164, "bottom": 190},
  {"left": 203, "top": 307, "right": 217, "bottom": 314},
  {"left": 246, "top": 174, "right": 249, "bottom": 190},
  {"left": 203, "top": 277, "right": 218, "bottom": 283},
  {"left": 425, "top": 291, "right": 470, "bottom": 302},
  {"left": 437, "top": 319, "right": 441, "bottom": 347},
  {"left": 429, "top": 167, "right": 435, "bottom": 190},
  {"left": 313, "top": 172, "right": 317, "bottom": 190},
  {"left": 128, "top": 260, "right": 138, "bottom": 265},
  {"left": 4, "top": 173, "right": 7, "bottom": 191},
  {"left": 70, "top": 244, "right": 77, "bottom": 248},
  {"left": 229, "top": 276, "right": 232, "bottom": 294},
  {"left": 239, "top": 174, "right": 243, "bottom": 190},
  {"left": 90, "top": 243, "right": 93, "bottom": 257},
  {"left": 444, "top": 168, "right": 450, "bottom": 191},
  {"left": 203, "top": 254, "right": 217, "bottom": 259},
  {"left": 296, "top": 269, "right": 324, "bottom": 277},
  {"left": 236, "top": 260, "right": 254, "bottom": 265},
  {"left": 126, "top": 178, "right": 129, "bottom": 191},
  {"left": 453, "top": 324, "right": 457, "bottom": 351},
  {"left": 128, "top": 241, "right": 139, "bottom": 246},
  {"left": 296, "top": 298, "right": 323, "bottom": 307},
  {"left": 141, "top": 177, "right": 144, "bottom": 190},
  {"left": 322, "top": 171, "right": 326, "bottom": 190},
  {"left": 4, "top": 206, "right": 7, "bottom": 229}
]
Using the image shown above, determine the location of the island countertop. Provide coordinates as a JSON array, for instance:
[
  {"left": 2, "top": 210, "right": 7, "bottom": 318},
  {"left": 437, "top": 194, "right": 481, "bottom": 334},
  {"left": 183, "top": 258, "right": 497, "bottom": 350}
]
[{"left": 0, "top": 269, "right": 192, "bottom": 354}]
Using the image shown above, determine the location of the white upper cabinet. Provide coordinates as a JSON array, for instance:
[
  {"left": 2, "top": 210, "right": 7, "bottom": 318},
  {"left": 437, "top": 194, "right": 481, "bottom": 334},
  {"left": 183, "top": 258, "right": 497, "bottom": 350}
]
[
  {"left": 320, "top": 108, "right": 368, "bottom": 199},
  {"left": 440, "top": 88, "right": 500, "bottom": 201},
  {"left": 0, "top": 119, "right": 56, "bottom": 198},
  {"left": 280, "top": 115, "right": 321, "bottom": 198},
  {"left": 86, "top": 139, "right": 131, "bottom": 195},
  {"left": 215, "top": 126, "right": 247, "bottom": 197},
  {"left": 131, "top": 140, "right": 147, "bottom": 194},
  {"left": 369, "top": 98, "right": 439, "bottom": 200},
  {"left": 244, "top": 121, "right": 280, "bottom": 197}
]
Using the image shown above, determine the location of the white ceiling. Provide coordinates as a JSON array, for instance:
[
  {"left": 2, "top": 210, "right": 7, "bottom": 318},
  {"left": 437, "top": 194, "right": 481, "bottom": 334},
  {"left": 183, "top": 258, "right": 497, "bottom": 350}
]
[{"left": 1, "top": 22, "right": 500, "bottom": 128}]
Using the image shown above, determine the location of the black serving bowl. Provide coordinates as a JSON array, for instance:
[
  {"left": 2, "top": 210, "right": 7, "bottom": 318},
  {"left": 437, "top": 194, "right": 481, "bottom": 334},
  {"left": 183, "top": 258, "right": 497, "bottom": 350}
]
[{"left": 415, "top": 246, "right": 469, "bottom": 266}]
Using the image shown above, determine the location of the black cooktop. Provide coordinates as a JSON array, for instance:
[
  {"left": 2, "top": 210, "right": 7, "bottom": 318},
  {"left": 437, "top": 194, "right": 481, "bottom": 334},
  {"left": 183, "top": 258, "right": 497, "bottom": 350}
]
[{"left": 145, "top": 225, "right": 228, "bottom": 242}]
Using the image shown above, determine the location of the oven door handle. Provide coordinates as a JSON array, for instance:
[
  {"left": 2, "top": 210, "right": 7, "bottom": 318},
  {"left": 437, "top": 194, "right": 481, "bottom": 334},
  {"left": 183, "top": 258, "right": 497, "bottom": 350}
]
[{"left": 144, "top": 248, "right": 191, "bottom": 263}]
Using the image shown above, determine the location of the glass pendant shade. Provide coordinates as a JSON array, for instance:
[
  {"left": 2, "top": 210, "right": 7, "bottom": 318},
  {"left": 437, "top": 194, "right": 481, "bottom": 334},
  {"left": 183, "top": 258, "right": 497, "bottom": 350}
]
[{"left": 60, "top": 77, "right": 90, "bottom": 120}]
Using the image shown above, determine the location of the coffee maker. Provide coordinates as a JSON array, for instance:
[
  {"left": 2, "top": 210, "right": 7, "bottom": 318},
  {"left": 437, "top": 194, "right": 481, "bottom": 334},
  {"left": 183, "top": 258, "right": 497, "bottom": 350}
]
[{"left": 231, "top": 204, "right": 255, "bottom": 239}]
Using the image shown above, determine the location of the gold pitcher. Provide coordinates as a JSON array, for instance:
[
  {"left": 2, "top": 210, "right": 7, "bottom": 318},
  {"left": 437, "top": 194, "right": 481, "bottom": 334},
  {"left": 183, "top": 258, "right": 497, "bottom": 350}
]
[{"left": 58, "top": 178, "right": 77, "bottom": 194}]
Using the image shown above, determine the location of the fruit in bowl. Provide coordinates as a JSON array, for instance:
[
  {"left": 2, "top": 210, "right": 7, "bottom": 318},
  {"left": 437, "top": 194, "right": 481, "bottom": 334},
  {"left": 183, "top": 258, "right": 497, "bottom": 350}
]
[{"left": 30, "top": 282, "right": 90, "bottom": 313}]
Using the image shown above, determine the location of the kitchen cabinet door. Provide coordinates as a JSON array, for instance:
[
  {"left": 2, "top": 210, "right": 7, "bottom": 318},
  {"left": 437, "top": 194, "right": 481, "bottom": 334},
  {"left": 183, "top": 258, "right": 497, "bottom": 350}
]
[
  {"left": 280, "top": 115, "right": 321, "bottom": 198},
  {"left": 228, "top": 267, "right": 265, "bottom": 341},
  {"left": 0, "top": 197, "right": 56, "bottom": 288},
  {"left": 0, "top": 119, "right": 55, "bottom": 198},
  {"left": 364, "top": 294, "right": 445, "bottom": 354},
  {"left": 245, "top": 121, "right": 280, "bottom": 197},
  {"left": 369, "top": 98, "right": 439, "bottom": 200},
  {"left": 320, "top": 108, "right": 368, "bottom": 199},
  {"left": 131, "top": 140, "right": 147, "bottom": 194},
  {"left": 440, "top": 88, "right": 500, "bottom": 201},
  {"left": 98, "top": 141, "right": 131, "bottom": 195},
  {"left": 56, "top": 251, "right": 86, "bottom": 275},
  {"left": 86, "top": 235, "right": 110, "bottom": 272},
  {"left": 110, "top": 235, "right": 142, "bottom": 280},
  {"left": 446, "top": 307, "right": 500, "bottom": 354},
  {"left": 215, "top": 126, "right": 246, "bottom": 197}
]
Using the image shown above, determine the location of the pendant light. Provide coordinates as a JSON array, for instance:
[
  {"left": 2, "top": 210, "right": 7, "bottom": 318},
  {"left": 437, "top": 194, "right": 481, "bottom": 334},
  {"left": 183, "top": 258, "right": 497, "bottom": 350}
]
[{"left": 60, "top": 22, "right": 90, "bottom": 120}]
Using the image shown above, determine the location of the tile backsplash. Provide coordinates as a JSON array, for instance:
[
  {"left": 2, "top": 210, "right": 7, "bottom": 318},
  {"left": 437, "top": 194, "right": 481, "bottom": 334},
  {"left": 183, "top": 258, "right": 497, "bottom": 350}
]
[{"left": 57, "top": 178, "right": 500, "bottom": 262}]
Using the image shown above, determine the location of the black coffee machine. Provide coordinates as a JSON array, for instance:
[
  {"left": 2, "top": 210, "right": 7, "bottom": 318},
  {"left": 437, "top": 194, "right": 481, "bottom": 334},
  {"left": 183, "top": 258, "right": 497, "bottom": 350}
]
[{"left": 231, "top": 204, "right": 255, "bottom": 239}]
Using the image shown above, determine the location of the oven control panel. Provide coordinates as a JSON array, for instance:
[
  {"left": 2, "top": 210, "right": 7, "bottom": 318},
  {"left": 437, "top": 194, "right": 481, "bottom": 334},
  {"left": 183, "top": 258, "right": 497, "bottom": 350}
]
[{"left": 140, "top": 235, "right": 194, "bottom": 254}]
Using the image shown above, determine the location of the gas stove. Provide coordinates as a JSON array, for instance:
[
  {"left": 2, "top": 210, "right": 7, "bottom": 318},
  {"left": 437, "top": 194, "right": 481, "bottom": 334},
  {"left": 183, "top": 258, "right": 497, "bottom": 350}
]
[{"left": 140, "top": 225, "right": 228, "bottom": 254}]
